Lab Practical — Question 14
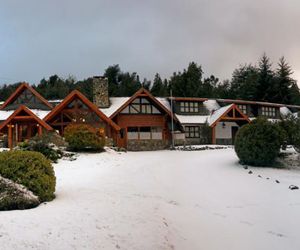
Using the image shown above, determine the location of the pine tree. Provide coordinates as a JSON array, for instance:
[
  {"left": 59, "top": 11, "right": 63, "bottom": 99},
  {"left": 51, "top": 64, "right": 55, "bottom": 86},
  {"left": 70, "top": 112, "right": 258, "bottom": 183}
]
[
  {"left": 273, "top": 57, "right": 294, "bottom": 104},
  {"left": 169, "top": 62, "right": 203, "bottom": 97},
  {"left": 104, "top": 64, "right": 121, "bottom": 96},
  {"left": 256, "top": 53, "right": 275, "bottom": 101},
  {"left": 230, "top": 64, "right": 258, "bottom": 100},
  {"left": 151, "top": 73, "right": 164, "bottom": 96},
  {"left": 185, "top": 62, "right": 203, "bottom": 97},
  {"left": 290, "top": 82, "right": 300, "bottom": 105}
]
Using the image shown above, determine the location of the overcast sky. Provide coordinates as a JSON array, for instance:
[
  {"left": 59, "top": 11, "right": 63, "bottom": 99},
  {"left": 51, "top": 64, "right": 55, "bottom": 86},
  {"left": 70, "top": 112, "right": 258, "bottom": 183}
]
[{"left": 0, "top": 0, "right": 300, "bottom": 85}]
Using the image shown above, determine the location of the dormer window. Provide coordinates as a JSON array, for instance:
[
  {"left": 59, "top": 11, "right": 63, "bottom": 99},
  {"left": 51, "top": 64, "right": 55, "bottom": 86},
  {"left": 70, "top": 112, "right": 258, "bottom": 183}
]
[
  {"left": 180, "top": 101, "right": 199, "bottom": 113},
  {"left": 262, "top": 106, "right": 276, "bottom": 118}
]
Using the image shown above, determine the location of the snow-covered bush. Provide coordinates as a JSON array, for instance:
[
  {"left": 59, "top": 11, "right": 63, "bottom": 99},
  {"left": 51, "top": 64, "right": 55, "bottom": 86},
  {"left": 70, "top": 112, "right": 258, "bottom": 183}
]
[
  {"left": 0, "top": 175, "right": 40, "bottom": 210},
  {"left": 18, "top": 131, "right": 66, "bottom": 162},
  {"left": 234, "top": 118, "right": 285, "bottom": 166},
  {"left": 0, "top": 151, "right": 56, "bottom": 202},
  {"left": 279, "top": 114, "right": 300, "bottom": 153},
  {"left": 64, "top": 124, "right": 105, "bottom": 152}
]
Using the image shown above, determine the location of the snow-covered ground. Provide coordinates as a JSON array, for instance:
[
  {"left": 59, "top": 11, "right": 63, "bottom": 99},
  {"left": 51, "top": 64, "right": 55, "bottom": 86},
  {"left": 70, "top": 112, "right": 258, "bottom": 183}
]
[{"left": 1, "top": 148, "right": 300, "bottom": 250}]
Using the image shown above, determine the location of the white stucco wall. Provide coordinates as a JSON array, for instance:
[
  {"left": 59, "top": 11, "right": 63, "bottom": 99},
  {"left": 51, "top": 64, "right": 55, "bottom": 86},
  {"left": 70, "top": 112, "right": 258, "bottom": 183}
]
[{"left": 215, "top": 122, "right": 239, "bottom": 139}]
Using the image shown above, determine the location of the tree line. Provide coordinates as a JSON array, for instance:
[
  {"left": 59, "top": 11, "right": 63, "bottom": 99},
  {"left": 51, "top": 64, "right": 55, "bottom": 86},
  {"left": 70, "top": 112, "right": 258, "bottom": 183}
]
[{"left": 0, "top": 53, "right": 299, "bottom": 105}]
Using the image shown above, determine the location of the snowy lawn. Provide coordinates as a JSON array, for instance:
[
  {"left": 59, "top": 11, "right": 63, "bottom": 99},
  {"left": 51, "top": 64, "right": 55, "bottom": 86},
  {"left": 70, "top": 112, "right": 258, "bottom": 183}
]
[{"left": 1, "top": 148, "right": 300, "bottom": 250}]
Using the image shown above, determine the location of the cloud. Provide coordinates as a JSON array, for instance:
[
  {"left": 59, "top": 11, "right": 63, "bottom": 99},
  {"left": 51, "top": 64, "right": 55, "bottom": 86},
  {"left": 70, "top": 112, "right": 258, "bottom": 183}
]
[{"left": 0, "top": 0, "right": 299, "bottom": 85}]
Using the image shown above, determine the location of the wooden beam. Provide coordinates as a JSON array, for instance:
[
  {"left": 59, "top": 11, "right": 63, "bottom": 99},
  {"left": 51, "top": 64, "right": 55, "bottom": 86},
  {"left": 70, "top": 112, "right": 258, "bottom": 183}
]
[
  {"left": 13, "top": 116, "right": 36, "bottom": 121},
  {"left": 221, "top": 117, "right": 249, "bottom": 121},
  {"left": 8, "top": 125, "right": 13, "bottom": 150}
]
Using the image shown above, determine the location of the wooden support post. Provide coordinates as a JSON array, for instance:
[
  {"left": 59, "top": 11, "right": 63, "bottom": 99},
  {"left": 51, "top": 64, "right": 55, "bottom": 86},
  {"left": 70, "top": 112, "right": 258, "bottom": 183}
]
[
  {"left": 212, "top": 125, "right": 216, "bottom": 144},
  {"left": 18, "top": 124, "right": 22, "bottom": 142},
  {"left": 8, "top": 125, "right": 13, "bottom": 150},
  {"left": 27, "top": 124, "right": 31, "bottom": 138},
  {"left": 38, "top": 124, "right": 42, "bottom": 136}
]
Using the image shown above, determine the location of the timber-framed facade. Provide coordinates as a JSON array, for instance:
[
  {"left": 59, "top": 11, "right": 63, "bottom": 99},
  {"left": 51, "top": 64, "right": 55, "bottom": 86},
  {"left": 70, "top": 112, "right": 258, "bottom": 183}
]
[{"left": 0, "top": 78, "right": 299, "bottom": 150}]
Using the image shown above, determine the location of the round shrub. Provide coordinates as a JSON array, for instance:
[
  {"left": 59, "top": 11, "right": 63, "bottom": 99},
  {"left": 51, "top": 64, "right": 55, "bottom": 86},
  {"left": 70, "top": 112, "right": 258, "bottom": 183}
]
[
  {"left": 0, "top": 151, "right": 56, "bottom": 202},
  {"left": 234, "top": 118, "right": 284, "bottom": 166},
  {"left": 64, "top": 124, "right": 105, "bottom": 152}
]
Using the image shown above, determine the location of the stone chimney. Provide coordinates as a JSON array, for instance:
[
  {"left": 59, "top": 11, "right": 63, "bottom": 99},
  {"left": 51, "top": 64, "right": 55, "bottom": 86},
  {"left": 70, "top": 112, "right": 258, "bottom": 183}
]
[{"left": 92, "top": 76, "right": 110, "bottom": 108}]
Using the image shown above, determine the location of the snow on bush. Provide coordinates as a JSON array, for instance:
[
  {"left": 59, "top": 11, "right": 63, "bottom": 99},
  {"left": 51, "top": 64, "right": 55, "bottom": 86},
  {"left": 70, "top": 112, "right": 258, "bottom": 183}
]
[
  {"left": 279, "top": 114, "right": 300, "bottom": 153},
  {"left": 17, "top": 131, "right": 66, "bottom": 163},
  {"left": 234, "top": 118, "right": 285, "bottom": 166},
  {"left": 0, "top": 151, "right": 56, "bottom": 202},
  {"left": 0, "top": 175, "right": 39, "bottom": 210}
]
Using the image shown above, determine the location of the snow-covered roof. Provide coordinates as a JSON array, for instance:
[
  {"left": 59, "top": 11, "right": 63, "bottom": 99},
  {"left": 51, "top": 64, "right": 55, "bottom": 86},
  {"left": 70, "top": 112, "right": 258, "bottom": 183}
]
[
  {"left": 280, "top": 106, "right": 292, "bottom": 117},
  {"left": 208, "top": 104, "right": 233, "bottom": 126},
  {"left": 32, "top": 109, "right": 51, "bottom": 119},
  {"left": 0, "top": 110, "right": 14, "bottom": 121},
  {"left": 156, "top": 97, "right": 171, "bottom": 111},
  {"left": 176, "top": 114, "right": 209, "bottom": 124},
  {"left": 0, "top": 109, "right": 50, "bottom": 121},
  {"left": 100, "top": 97, "right": 130, "bottom": 117},
  {"left": 203, "top": 99, "right": 220, "bottom": 113}
]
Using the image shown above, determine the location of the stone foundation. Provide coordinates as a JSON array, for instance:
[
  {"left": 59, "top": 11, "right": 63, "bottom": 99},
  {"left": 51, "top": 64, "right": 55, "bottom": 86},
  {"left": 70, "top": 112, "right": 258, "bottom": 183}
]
[
  {"left": 216, "top": 138, "right": 233, "bottom": 145},
  {"left": 127, "top": 140, "right": 169, "bottom": 151}
]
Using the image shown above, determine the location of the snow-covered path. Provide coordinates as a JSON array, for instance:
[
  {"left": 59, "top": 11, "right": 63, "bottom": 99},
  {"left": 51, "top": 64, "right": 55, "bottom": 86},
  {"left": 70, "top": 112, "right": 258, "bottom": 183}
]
[{"left": 1, "top": 149, "right": 300, "bottom": 250}]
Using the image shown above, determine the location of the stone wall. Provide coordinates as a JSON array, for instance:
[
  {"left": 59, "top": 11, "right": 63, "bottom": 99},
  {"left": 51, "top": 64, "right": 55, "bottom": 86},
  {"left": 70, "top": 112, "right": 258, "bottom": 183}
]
[
  {"left": 127, "top": 140, "right": 169, "bottom": 151},
  {"left": 92, "top": 76, "right": 110, "bottom": 108}
]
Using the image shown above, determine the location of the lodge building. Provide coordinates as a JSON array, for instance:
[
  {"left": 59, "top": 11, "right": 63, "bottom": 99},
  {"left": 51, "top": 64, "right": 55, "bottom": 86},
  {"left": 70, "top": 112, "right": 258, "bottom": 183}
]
[{"left": 0, "top": 77, "right": 299, "bottom": 150}]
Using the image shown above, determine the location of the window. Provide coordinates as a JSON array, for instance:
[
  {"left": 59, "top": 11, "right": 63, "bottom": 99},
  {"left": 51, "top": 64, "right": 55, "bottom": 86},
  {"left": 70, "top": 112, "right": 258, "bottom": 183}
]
[
  {"left": 237, "top": 104, "right": 247, "bottom": 114},
  {"left": 127, "top": 127, "right": 139, "bottom": 139},
  {"left": 179, "top": 102, "right": 199, "bottom": 113},
  {"left": 262, "top": 106, "right": 276, "bottom": 117},
  {"left": 127, "top": 126, "right": 163, "bottom": 140},
  {"left": 121, "top": 98, "right": 161, "bottom": 114},
  {"left": 151, "top": 127, "right": 163, "bottom": 139},
  {"left": 139, "top": 127, "right": 151, "bottom": 139},
  {"left": 185, "top": 126, "right": 200, "bottom": 138}
]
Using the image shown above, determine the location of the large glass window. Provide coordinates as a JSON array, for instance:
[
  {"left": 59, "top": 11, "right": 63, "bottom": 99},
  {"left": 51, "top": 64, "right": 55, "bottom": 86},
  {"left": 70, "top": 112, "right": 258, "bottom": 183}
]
[
  {"left": 180, "top": 102, "right": 199, "bottom": 113},
  {"left": 139, "top": 127, "right": 151, "bottom": 139},
  {"left": 127, "top": 126, "right": 163, "bottom": 140},
  {"left": 121, "top": 98, "right": 161, "bottom": 114},
  {"left": 262, "top": 106, "right": 276, "bottom": 117},
  {"left": 127, "top": 127, "right": 139, "bottom": 139},
  {"left": 185, "top": 126, "right": 200, "bottom": 138}
]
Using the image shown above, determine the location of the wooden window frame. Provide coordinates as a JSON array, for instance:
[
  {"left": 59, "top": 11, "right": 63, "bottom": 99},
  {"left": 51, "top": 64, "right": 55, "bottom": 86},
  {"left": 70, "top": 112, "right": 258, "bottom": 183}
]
[
  {"left": 262, "top": 106, "right": 276, "bottom": 118},
  {"left": 179, "top": 101, "right": 200, "bottom": 113},
  {"left": 185, "top": 126, "right": 200, "bottom": 138}
]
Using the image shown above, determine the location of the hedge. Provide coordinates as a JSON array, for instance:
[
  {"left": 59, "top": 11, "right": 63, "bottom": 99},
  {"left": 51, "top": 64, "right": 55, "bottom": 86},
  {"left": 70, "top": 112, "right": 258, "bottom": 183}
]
[{"left": 0, "top": 151, "right": 56, "bottom": 202}]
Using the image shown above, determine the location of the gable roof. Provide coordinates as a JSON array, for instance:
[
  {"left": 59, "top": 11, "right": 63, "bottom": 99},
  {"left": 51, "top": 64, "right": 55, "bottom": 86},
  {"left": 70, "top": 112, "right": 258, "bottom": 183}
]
[
  {"left": 209, "top": 104, "right": 251, "bottom": 127},
  {"left": 43, "top": 90, "right": 120, "bottom": 131},
  {"left": 0, "top": 82, "right": 53, "bottom": 110},
  {"left": 109, "top": 88, "right": 179, "bottom": 123},
  {"left": 0, "top": 105, "right": 53, "bottom": 131}
]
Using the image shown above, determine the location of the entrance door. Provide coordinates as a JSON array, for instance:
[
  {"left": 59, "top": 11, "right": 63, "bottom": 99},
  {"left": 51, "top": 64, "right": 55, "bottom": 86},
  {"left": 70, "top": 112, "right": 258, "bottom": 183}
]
[
  {"left": 118, "top": 128, "right": 127, "bottom": 148},
  {"left": 231, "top": 126, "right": 239, "bottom": 145}
]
